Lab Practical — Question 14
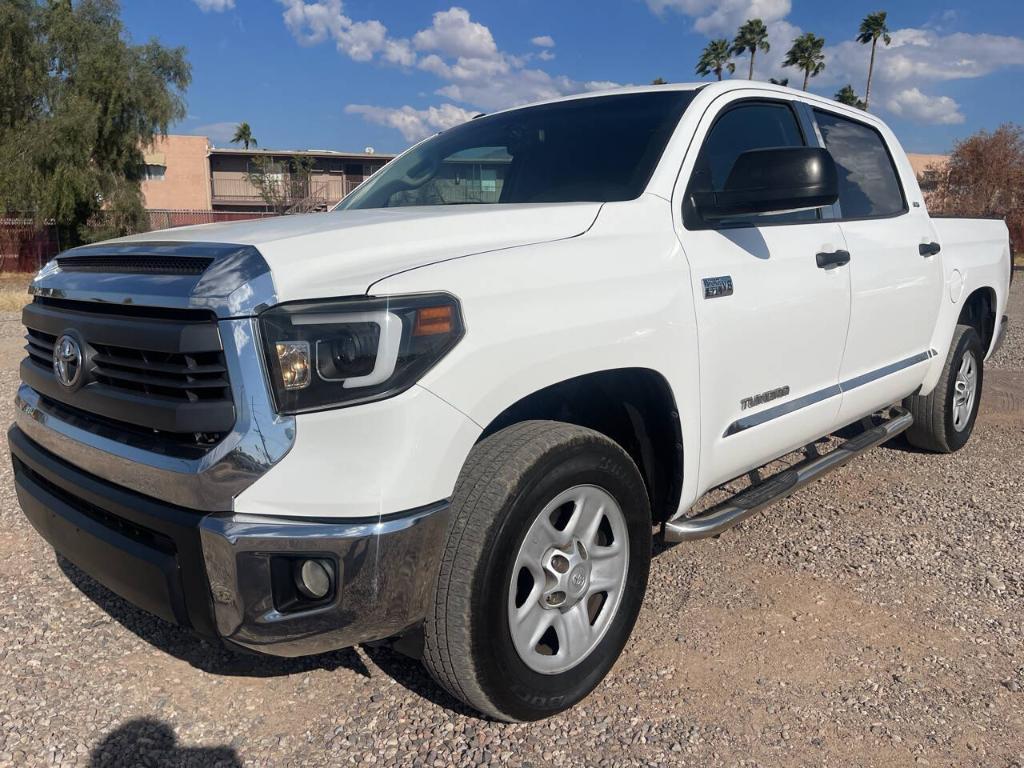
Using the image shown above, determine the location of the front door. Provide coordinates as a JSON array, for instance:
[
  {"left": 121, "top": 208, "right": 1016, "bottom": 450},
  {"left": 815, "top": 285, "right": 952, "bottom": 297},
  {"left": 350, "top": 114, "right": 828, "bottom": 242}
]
[{"left": 677, "top": 96, "right": 853, "bottom": 492}]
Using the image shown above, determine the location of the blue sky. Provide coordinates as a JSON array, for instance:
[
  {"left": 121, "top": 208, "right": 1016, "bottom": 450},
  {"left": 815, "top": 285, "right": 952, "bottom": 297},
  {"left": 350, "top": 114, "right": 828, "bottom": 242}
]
[{"left": 121, "top": 0, "right": 1024, "bottom": 155}]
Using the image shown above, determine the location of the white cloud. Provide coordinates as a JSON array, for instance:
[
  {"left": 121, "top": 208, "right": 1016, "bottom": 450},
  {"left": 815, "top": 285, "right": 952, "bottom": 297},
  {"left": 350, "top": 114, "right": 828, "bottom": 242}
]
[
  {"left": 824, "top": 28, "right": 1024, "bottom": 89},
  {"left": 279, "top": 3, "right": 621, "bottom": 141},
  {"left": 279, "top": 0, "right": 417, "bottom": 66},
  {"left": 647, "top": 0, "right": 790, "bottom": 35},
  {"left": 885, "top": 88, "right": 965, "bottom": 124},
  {"left": 194, "top": 0, "right": 234, "bottom": 11},
  {"left": 193, "top": 121, "right": 240, "bottom": 144},
  {"left": 345, "top": 103, "right": 477, "bottom": 142},
  {"left": 413, "top": 8, "right": 499, "bottom": 59}
]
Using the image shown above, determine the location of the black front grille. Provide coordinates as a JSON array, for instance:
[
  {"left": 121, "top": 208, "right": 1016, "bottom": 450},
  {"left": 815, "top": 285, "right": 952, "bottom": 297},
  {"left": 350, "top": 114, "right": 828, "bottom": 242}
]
[
  {"left": 56, "top": 254, "right": 214, "bottom": 275},
  {"left": 21, "top": 297, "right": 235, "bottom": 444}
]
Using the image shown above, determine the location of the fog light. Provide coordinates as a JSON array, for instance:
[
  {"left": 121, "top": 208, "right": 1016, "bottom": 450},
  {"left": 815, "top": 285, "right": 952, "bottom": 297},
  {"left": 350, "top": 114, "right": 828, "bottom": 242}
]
[{"left": 296, "top": 559, "right": 333, "bottom": 600}]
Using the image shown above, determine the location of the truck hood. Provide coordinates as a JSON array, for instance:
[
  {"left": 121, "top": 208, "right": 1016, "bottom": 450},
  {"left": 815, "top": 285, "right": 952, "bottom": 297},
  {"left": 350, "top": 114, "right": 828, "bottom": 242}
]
[{"left": 114, "top": 203, "right": 601, "bottom": 301}]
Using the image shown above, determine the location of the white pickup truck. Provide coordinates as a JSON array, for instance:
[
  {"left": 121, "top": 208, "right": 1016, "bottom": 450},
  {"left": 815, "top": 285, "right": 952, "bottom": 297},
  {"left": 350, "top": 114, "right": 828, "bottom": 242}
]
[{"left": 11, "top": 82, "right": 1011, "bottom": 721}]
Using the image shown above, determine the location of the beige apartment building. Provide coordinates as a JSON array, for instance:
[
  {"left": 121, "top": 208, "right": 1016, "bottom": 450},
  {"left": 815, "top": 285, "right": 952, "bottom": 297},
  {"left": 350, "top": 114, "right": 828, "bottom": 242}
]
[{"left": 140, "top": 134, "right": 394, "bottom": 213}]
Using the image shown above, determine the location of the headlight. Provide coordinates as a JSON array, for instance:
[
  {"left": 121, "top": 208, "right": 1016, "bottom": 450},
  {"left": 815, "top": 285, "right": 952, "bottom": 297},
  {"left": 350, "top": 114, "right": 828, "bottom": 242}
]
[{"left": 259, "top": 293, "right": 465, "bottom": 414}]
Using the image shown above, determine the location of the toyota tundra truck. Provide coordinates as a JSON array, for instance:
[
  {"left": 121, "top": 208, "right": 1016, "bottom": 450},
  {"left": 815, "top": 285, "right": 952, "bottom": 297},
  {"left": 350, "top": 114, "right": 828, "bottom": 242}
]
[{"left": 10, "top": 82, "right": 1011, "bottom": 721}]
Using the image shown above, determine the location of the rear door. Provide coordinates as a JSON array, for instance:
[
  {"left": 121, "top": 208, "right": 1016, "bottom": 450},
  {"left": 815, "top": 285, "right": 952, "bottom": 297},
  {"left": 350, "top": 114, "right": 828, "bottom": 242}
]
[
  {"left": 811, "top": 108, "right": 945, "bottom": 425},
  {"left": 676, "top": 95, "right": 852, "bottom": 491}
]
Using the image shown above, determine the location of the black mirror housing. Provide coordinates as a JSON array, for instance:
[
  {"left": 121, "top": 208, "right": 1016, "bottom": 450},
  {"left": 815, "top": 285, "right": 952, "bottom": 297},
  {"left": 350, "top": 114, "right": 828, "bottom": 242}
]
[{"left": 696, "top": 147, "right": 839, "bottom": 220}]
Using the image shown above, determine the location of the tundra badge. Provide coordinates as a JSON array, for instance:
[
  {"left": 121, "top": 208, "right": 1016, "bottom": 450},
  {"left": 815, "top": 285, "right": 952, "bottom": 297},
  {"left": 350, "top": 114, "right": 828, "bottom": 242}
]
[{"left": 741, "top": 386, "right": 790, "bottom": 410}]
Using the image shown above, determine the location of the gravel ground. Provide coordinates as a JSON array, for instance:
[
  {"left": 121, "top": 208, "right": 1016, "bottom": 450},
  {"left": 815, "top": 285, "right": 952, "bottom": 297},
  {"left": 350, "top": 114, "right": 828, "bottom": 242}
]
[{"left": 1, "top": 282, "right": 1022, "bottom": 767}]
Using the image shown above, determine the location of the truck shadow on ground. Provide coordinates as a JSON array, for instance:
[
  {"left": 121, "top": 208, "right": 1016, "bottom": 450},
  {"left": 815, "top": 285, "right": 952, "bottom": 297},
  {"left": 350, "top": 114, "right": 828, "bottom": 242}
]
[
  {"left": 57, "top": 556, "right": 372, "bottom": 679},
  {"left": 89, "top": 718, "right": 241, "bottom": 767},
  {"left": 58, "top": 556, "right": 487, "bottom": 717}
]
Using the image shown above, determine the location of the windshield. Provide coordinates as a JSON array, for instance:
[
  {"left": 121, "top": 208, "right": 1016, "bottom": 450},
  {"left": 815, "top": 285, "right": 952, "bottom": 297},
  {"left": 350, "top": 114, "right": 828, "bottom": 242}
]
[{"left": 339, "top": 91, "right": 696, "bottom": 210}]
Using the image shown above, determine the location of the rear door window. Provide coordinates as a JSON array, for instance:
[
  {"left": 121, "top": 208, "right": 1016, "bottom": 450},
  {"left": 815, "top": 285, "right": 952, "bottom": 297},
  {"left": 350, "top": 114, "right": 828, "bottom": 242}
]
[{"left": 814, "top": 110, "right": 906, "bottom": 219}]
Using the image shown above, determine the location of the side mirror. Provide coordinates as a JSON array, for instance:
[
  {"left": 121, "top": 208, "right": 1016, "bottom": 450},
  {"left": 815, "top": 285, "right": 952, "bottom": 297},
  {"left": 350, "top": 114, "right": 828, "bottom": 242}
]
[{"left": 696, "top": 147, "right": 838, "bottom": 220}]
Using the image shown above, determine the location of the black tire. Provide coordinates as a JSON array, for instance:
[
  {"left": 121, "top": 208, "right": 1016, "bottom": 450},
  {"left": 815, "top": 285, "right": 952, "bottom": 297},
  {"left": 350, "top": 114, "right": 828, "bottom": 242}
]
[
  {"left": 422, "top": 420, "right": 651, "bottom": 721},
  {"left": 903, "top": 324, "right": 984, "bottom": 453}
]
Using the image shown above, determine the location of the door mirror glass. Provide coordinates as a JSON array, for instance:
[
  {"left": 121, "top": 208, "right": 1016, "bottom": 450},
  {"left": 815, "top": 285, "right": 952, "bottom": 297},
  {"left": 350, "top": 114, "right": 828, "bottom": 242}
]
[{"left": 695, "top": 146, "right": 838, "bottom": 220}]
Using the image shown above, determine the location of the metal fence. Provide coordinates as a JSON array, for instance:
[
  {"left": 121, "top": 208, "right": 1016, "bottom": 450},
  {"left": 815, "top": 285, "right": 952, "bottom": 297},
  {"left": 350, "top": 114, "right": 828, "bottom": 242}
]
[
  {"left": 0, "top": 219, "right": 62, "bottom": 273},
  {"left": 0, "top": 210, "right": 284, "bottom": 272},
  {"left": 145, "top": 209, "right": 280, "bottom": 231}
]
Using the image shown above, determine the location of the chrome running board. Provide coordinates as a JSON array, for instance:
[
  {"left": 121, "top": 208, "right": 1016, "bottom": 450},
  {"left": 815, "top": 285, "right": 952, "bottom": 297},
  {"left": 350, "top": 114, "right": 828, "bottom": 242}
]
[{"left": 664, "top": 407, "right": 914, "bottom": 543}]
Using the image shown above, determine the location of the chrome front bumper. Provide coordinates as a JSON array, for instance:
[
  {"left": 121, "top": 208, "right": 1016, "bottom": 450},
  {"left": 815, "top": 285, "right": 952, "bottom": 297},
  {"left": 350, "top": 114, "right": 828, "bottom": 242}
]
[
  {"left": 199, "top": 504, "right": 450, "bottom": 656},
  {"left": 10, "top": 426, "right": 450, "bottom": 656}
]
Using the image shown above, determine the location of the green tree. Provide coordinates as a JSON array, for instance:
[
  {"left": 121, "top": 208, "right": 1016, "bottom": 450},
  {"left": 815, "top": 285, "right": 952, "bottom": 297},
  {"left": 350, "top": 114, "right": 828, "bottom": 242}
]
[
  {"left": 0, "top": 0, "right": 190, "bottom": 244},
  {"left": 857, "top": 11, "right": 891, "bottom": 111},
  {"left": 231, "top": 121, "right": 257, "bottom": 149},
  {"left": 651, "top": 77, "right": 668, "bottom": 85},
  {"left": 732, "top": 18, "right": 770, "bottom": 80},
  {"left": 834, "top": 84, "right": 867, "bottom": 109},
  {"left": 784, "top": 32, "right": 826, "bottom": 91},
  {"left": 247, "top": 155, "right": 314, "bottom": 214},
  {"left": 696, "top": 39, "right": 735, "bottom": 81},
  {"left": 769, "top": 77, "right": 789, "bottom": 86}
]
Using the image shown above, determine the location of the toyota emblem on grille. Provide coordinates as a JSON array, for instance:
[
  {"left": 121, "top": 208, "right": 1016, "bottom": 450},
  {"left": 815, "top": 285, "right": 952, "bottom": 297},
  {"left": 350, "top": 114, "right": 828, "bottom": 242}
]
[{"left": 53, "top": 334, "right": 83, "bottom": 389}]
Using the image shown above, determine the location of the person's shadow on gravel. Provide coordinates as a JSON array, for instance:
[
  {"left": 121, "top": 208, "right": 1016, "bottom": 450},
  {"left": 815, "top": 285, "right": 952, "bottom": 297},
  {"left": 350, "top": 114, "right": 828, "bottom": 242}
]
[
  {"left": 90, "top": 718, "right": 240, "bottom": 767},
  {"left": 57, "top": 556, "right": 372, "bottom": 679}
]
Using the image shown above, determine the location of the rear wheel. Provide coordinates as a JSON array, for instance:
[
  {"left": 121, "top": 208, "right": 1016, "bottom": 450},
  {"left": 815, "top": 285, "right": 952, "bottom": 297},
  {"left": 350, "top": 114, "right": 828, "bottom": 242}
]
[
  {"left": 423, "top": 421, "right": 651, "bottom": 721},
  {"left": 904, "top": 324, "right": 984, "bottom": 452}
]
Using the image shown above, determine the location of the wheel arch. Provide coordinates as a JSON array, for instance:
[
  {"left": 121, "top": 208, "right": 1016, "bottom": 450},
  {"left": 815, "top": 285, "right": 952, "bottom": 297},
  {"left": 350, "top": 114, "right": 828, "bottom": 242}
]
[
  {"left": 957, "top": 286, "right": 998, "bottom": 354},
  {"left": 478, "top": 367, "right": 684, "bottom": 524}
]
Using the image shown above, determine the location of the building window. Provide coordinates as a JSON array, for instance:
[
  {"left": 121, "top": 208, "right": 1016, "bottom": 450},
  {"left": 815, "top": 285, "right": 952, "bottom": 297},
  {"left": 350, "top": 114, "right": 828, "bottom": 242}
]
[{"left": 144, "top": 164, "right": 166, "bottom": 181}]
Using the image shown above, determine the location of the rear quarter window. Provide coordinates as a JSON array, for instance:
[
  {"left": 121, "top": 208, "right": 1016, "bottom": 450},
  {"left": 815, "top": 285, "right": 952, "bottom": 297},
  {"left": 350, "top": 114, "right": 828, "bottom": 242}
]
[{"left": 814, "top": 109, "right": 906, "bottom": 219}]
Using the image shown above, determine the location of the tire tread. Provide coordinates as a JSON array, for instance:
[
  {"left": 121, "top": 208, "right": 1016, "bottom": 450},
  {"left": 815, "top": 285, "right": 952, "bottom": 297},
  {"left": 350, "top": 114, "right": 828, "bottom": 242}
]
[{"left": 422, "top": 420, "right": 638, "bottom": 720}]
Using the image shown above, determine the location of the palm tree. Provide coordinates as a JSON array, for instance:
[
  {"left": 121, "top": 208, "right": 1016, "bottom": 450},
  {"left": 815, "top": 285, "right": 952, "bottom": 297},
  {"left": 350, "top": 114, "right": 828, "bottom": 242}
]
[
  {"left": 696, "top": 39, "right": 735, "bottom": 81},
  {"left": 231, "top": 122, "right": 257, "bottom": 150},
  {"left": 857, "top": 11, "right": 891, "bottom": 111},
  {"left": 732, "top": 18, "right": 770, "bottom": 80},
  {"left": 834, "top": 84, "right": 867, "bottom": 109},
  {"left": 784, "top": 33, "right": 826, "bottom": 91}
]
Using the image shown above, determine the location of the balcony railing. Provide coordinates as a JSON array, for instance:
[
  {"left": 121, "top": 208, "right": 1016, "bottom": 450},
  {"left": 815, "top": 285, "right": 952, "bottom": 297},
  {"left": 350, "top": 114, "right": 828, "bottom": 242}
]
[{"left": 211, "top": 177, "right": 361, "bottom": 205}]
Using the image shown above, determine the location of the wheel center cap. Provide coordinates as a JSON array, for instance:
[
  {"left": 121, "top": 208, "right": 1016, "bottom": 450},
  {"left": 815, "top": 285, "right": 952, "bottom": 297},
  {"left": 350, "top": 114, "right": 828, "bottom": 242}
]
[
  {"left": 568, "top": 564, "right": 589, "bottom": 597},
  {"left": 541, "top": 539, "right": 591, "bottom": 609}
]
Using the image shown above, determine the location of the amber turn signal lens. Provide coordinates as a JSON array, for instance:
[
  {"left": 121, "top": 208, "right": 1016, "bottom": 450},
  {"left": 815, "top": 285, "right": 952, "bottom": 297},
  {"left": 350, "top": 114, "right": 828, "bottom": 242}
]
[{"left": 413, "top": 305, "right": 454, "bottom": 336}]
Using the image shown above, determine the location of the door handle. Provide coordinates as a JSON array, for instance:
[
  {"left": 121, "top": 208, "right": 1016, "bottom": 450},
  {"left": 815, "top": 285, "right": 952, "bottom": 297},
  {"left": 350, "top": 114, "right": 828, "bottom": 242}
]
[
  {"left": 919, "top": 241, "right": 941, "bottom": 257},
  {"left": 816, "top": 249, "right": 851, "bottom": 269}
]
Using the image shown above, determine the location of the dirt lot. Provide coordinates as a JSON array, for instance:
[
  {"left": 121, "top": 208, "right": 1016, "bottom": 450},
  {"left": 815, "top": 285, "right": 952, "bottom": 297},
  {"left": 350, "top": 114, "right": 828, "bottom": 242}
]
[{"left": 1, "top": 282, "right": 1022, "bottom": 768}]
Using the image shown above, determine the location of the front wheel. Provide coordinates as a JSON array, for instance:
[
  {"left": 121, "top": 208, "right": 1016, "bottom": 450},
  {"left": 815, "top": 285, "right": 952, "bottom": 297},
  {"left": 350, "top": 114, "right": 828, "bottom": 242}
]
[
  {"left": 904, "top": 324, "right": 985, "bottom": 452},
  {"left": 423, "top": 421, "right": 651, "bottom": 721}
]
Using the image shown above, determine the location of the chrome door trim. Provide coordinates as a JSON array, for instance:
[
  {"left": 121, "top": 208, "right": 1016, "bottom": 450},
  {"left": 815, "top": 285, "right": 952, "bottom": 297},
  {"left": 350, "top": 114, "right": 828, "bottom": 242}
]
[{"left": 724, "top": 350, "right": 937, "bottom": 437}]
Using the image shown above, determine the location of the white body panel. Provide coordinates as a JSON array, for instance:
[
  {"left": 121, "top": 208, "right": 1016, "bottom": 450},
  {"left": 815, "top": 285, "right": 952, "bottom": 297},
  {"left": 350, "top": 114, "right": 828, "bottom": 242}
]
[
  {"left": 113, "top": 203, "right": 601, "bottom": 301},
  {"left": 123, "top": 82, "right": 1010, "bottom": 521}
]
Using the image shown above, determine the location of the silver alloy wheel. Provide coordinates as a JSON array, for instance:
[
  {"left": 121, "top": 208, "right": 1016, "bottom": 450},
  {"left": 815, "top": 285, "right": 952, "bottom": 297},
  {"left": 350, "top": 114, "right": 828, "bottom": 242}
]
[
  {"left": 507, "top": 484, "right": 630, "bottom": 675},
  {"left": 952, "top": 349, "right": 978, "bottom": 432}
]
